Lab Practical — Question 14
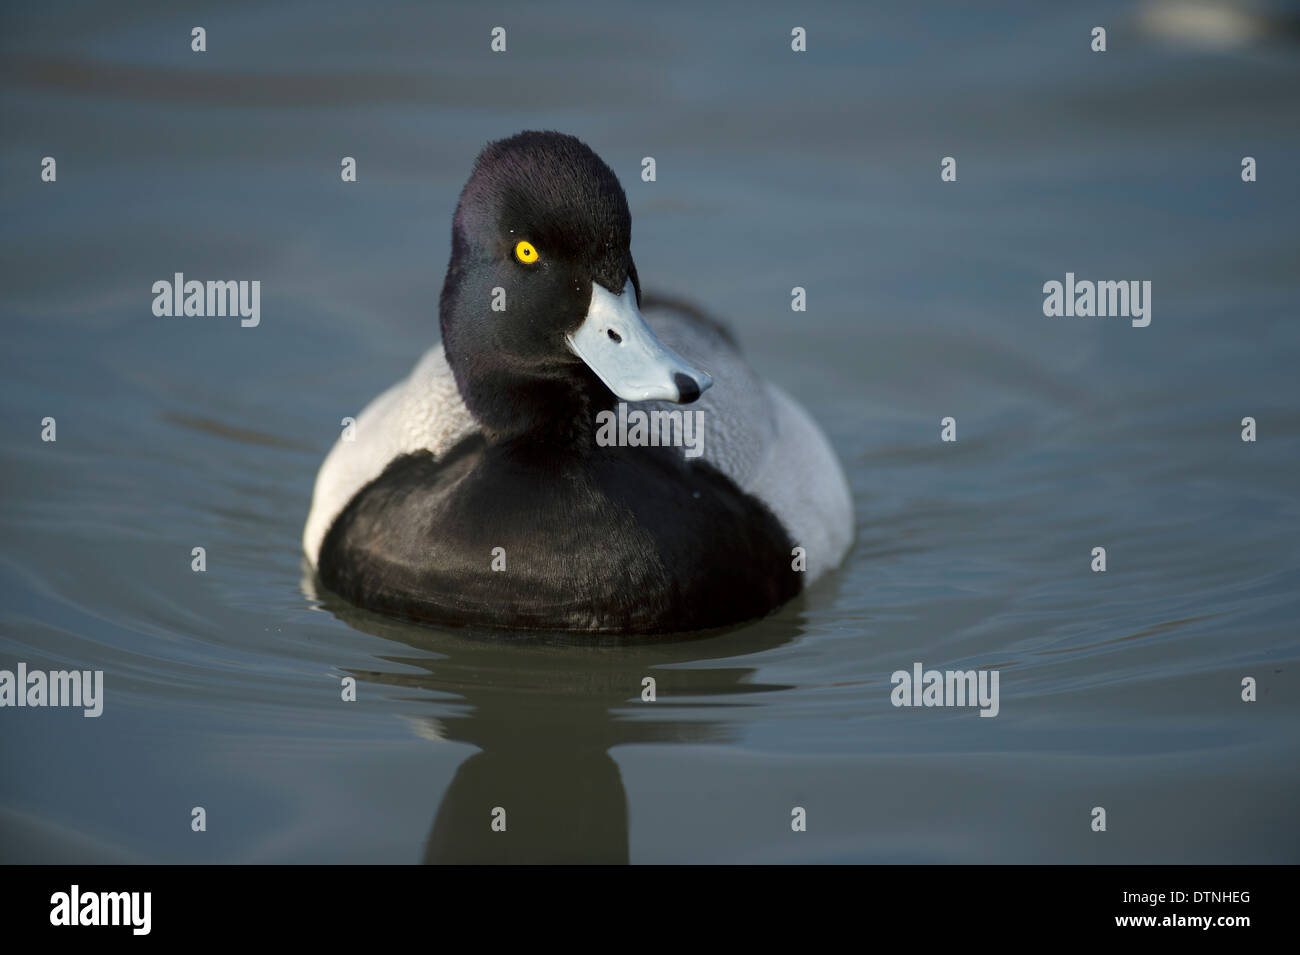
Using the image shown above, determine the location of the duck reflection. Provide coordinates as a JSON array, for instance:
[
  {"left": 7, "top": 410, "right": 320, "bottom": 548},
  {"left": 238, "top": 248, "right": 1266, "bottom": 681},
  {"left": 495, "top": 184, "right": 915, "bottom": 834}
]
[{"left": 309, "top": 579, "right": 808, "bottom": 863}]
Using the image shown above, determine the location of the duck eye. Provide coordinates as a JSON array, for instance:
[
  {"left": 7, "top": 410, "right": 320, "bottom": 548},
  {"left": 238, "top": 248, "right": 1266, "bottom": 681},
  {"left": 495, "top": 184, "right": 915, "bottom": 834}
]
[{"left": 514, "top": 240, "right": 539, "bottom": 264}]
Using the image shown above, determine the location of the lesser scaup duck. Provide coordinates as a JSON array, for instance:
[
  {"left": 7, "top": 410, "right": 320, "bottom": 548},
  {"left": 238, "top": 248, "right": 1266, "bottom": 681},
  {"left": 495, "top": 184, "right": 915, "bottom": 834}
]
[{"left": 303, "top": 131, "right": 852, "bottom": 633}]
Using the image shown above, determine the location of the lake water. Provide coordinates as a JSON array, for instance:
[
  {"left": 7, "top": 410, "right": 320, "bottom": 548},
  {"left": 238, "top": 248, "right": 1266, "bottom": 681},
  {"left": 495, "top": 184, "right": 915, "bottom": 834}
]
[{"left": 2, "top": 0, "right": 1298, "bottom": 863}]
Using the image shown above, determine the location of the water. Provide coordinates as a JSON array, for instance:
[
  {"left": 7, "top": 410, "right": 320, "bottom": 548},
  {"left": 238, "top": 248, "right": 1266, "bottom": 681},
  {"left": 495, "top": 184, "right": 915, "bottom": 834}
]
[{"left": 2, "top": 0, "right": 1298, "bottom": 863}]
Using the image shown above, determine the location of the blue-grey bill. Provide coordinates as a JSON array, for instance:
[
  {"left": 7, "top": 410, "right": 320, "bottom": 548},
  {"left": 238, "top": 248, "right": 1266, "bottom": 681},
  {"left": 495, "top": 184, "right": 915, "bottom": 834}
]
[{"left": 567, "top": 280, "right": 712, "bottom": 403}]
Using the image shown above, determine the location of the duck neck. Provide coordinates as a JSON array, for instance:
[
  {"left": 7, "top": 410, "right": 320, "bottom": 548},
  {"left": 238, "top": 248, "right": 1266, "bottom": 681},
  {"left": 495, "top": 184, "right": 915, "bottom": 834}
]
[{"left": 452, "top": 363, "right": 614, "bottom": 450}]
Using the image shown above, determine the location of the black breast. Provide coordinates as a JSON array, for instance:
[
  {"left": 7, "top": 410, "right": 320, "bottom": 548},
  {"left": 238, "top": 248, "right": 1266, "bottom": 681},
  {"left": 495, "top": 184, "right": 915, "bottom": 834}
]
[{"left": 316, "top": 435, "right": 800, "bottom": 634}]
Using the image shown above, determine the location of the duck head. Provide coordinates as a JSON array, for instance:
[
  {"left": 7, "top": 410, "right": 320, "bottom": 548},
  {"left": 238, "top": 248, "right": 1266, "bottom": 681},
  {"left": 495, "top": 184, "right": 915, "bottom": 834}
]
[{"left": 439, "top": 131, "right": 711, "bottom": 443}]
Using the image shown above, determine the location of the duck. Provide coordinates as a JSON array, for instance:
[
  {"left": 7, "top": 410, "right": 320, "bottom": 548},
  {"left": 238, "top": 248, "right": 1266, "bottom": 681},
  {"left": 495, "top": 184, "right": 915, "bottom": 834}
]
[{"left": 302, "top": 131, "right": 853, "bottom": 634}]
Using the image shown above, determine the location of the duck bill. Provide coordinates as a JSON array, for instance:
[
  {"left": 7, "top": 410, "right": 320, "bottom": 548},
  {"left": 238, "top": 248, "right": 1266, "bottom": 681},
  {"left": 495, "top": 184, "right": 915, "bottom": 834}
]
[{"left": 567, "top": 281, "right": 712, "bottom": 403}]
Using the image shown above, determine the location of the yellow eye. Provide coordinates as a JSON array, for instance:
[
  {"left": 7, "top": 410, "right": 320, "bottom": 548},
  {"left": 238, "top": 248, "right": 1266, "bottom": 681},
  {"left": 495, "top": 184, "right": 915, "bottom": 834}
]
[{"left": 515, "top": 240, "right": 539, "bottom": 264}]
